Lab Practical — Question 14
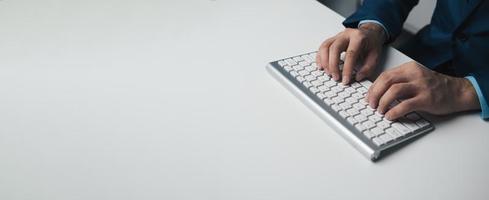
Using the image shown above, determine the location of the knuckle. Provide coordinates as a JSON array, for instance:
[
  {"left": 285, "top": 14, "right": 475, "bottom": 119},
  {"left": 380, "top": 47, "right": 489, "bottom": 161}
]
[
  {"left": 329, "top": 42, "right": 339, "bottom": 50},
  {"left": 390, "top": 84, "right": 403, "bottom": 93},
  {"left": 346, "top": 49, "right": 356, "bottom": 58},
  {"left": 383, "top": 75, "right": 394, "bottom": 85},
  {"left": 319, "top": 42, "right": 328, "bottom": 51},
  {"left": 356, "top": 33, "right": 367, "bottom": 41},
  {"left": 336, "top": 31, "right": 345, "bottom": 37}
]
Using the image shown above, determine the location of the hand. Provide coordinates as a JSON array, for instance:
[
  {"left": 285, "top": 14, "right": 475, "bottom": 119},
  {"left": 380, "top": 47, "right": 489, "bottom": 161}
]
[
  {"left": 316, "top": 23, "right": 386, "bottom": 85},
  {"left": 367, "top": 61, "right": 481, "bottom": 120}
]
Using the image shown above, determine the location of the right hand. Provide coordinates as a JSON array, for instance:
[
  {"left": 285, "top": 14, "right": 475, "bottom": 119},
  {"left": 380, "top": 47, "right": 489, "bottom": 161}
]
[{"left": 316, "top": 23, "right": 387, "bottom": 84}]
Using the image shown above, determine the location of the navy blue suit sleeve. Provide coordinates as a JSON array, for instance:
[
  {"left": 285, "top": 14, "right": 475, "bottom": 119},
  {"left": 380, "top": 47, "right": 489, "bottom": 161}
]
[{"left": 343, "top": 0, "right": 419, "bottom": 42}]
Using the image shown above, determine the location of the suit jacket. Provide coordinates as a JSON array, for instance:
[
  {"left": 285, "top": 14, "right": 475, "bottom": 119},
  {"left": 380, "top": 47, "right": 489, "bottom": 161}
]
[{"left": 343, "top": 0, "right": 489, "bottom": 110}]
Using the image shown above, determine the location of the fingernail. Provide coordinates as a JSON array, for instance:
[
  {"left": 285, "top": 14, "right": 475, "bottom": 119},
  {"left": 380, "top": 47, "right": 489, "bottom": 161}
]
[
  {"left": 369, "top": 101, "right": 376, "bottom": 109},
  {"left": 356, "top": 74, "right": 363, "bottom": 81},
  {"left": 333, "top": 74, "right": 339, "bottom": 81},
  {"left": 385, "top": 114, "right": 392, "bottom": 121},
  {"left": 342, "top": 76, "right": 348, "bottom": 85}
]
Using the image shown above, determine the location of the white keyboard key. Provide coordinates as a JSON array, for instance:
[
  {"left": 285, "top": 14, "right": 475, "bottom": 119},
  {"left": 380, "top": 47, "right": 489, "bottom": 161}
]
[
  {"left": 363, "top": 121, "right": 375, "bottom": 129},
  {"left": 355, "top": 124, "right": 367, "bottom": 132},
  {"left": 353, "top": 103, "right": 365, "bottom": 111},
  {"left": 340, "top": 52, "right": 346, "bottom": 61},
  {"left": 303, "top": 82, "right": 312, "bottom": 88},
  {"left": 392, "top": 122, "right": 411, "bottom": 135},
  {"left": 317, "top": 93, "right": 326, "bottom": 100},
  {"left": 386, "top": 128, "right": 402, "bottom": 139},
  {"left": 369, "top": 115, "right": 382, "bottom": 123},
  {"left": 371, "top": 127, "right": 384, "bottom": 136},
  {"left": 332, "top": 96, "right": 344, "bottom": 104},
  {"left": 363, "top": 130, "right": 375, "bottom": 139},
  {"left": 299, "top": 70, "right": 310, "bottom": 77},
  {"left": 339, "top": 102, "right": 352, "bottom": 110},
  {"left": 345, "top": 87, "right": 356, "bottom": 94},
  {"left": 286, "top": 58, "right": 297, "bottom": 66},
  {"left": 311, "top": 80, "right": 323, "bottom": 87},
  {"left": 347, "top": 108, "right": 360, "bottom": 116},
  {"left": 338, "top": 91, "right": 350, "bottom": 99},
  {"left": 379, "top": 134, "right": 394, "bottom": 144},
  {"left": 324, "top": 91, "right": 336, "bottom": 98},
  {"left": 318, "top": 85, "right": 329, "bottom": 92},
  {"left": 361, "top": 108, "right": 374, "bottom": 117},
  {"left": 331, "top": 104, "right": 342, "bottom": 112},
  {"left": 346, "top": 117, "right": 358, "bottom": 125},
  {"left": 351, "top": 82, "right": 362, "bottom": 88},
  {"left": 293, "top": 56, "right": 304, "bottom": 63},
  {"left": 331, "top": 86, "right": 343, "bottom": 93},
  {"left": 336, "top": 84, "right": 347, "bottom": 90},
  {"left": 339, "top": 110, "right": 349, "bottom": 118},
  {"left": 416, "top": 119, "right": 430, "bottom": 128},
  {"left": 354, "top": 114, "right": 367, "bottom": 123},
  {"left": 345, "top": 97, "right": 357, "bottom": 105},
  {"left": 301, "top": 55, "right": 313, "bottom": 63},
  {"left": 290, "top": 71, "right": 298, "bottom": 77},
  {"left": 293, "top": 65, "right": 303, "bottom": 71},
  {"left": 400, "top": 118, "right": 419, "bottom": 130},
  {"left": 352, "top": 92, "right": 364, "bottom": 99},
  {"left": 317, "top": 75, "right": 330, "bottom": 81},
  {"left": 310, "top": 62, "right": 318, "bottom": 69},
  {"left": 359, "top": 80, "right": 373, "bottom": 89},
  {"left": 297, "top": 71, "right": 308, "bottom": 77},
  {"left": 296, "top": 76, "right": 306, "bottom": 83},
  {"left": 324, "top": 81, "right": 336, "bottom": 87},
  {"left": 305, "top": 66, "right": 316, "bottom": 72},
  {"left": 278, "top": 60, "right": 287, "bottom": 67},
  {"left": 324, "top": 98, "right": 334, "bottom": 106},
  {"left": 358, "top": 87, "right": 368, "bottom": 94},
  {"left": 309, "top": 87, "right": 319, "bottom": 93},
  {"left": 284, "top": 66, "right": 293, "bottom": 72},
  {"left": 377, "top": 121, "right": 390, "bottom": 130},
  {"left": 311, "top": 70, "right": 324, "bottom": 77},
  {"left": 305, "top": 75, "right": 316, "bottom": 82},
  {"left": 372, "top": 137, "right": 385, "bottom": 146}
]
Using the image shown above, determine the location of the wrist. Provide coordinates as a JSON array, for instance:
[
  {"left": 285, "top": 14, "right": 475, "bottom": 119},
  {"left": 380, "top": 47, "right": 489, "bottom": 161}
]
[
  {"left": 358, "top": 22, "right": 387, "bottom": 43},
  {"left": 454, "top": 77, "right": 480, "bottom": 111}
]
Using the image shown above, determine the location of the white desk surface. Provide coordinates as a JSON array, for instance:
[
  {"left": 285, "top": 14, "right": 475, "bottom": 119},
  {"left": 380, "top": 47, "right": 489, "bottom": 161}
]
[{"left": 0, "top": 0, "right": 488, "bottom": 199}]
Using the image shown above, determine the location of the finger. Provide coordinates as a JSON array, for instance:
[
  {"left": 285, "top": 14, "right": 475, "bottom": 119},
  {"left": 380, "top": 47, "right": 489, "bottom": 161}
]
[
  {"left": 355, "top": 51, "right": 379, "bottom": 81},
  {"left": 317, "top": 52, "right": 329, "bottom": 74},
  {"left": 367, "top": 68, "right": 407, "bottom": 109},
  {"left": 384, "top": 97, "right": 421, "bottom": 120},
  {"left": 342, "top": 37, "right": 362, "bottom": 85},
  {"left": 317, "top": 37, "right": 335, "bottom": 72},
  {"left": 328, "top": 37, "right": 349, "bottom": 81},
  {"left": 377, "top": 83, "right": 417, "bottom": 114}
]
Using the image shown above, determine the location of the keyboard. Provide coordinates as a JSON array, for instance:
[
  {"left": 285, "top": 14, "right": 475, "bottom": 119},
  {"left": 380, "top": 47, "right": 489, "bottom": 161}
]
[{"left": 266, "top": 52, "right": 435, "bottom": 161}]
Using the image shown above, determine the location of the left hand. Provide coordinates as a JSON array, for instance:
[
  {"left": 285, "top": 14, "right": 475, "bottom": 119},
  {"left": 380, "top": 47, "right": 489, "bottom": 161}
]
[{"left": 366, "top": 61, "right": 480, "bottom": 120}]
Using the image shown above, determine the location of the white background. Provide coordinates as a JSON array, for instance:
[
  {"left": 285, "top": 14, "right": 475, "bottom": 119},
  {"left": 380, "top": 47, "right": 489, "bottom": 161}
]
[{"left": 0, "top": 0, "right": 487, "bottom": 199}]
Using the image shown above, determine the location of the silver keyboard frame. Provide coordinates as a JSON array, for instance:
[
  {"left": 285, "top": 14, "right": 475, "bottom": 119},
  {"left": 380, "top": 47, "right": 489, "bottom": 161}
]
[{"left": 266, "top": 54, "right": 435, "bottom": 161}]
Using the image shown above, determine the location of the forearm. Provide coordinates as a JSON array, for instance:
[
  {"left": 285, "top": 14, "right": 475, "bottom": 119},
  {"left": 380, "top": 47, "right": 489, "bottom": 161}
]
[
  {"left": 358, "top": 22, "right": 388, "bottom": 44},
  {"left": 343, "top": 0, "right": 419, "bottom": 42}
]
